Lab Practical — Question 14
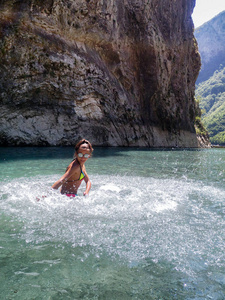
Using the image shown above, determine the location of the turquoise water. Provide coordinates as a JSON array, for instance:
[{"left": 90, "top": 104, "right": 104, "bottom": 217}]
[{"left": 0, "top": 147, "right": 225, "bottom": 299}]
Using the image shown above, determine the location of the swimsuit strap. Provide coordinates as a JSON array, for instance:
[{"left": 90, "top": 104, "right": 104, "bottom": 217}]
[
  {"left": 67, "top": 165, "right": 85, "bottom": 182},
  {"left": 79, "top": 165, "right": 85, "bottom": 181}
]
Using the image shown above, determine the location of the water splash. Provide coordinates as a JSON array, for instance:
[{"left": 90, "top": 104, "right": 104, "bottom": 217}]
[
  {"left": 1, "top": 174, "right": 225, "bottom": 261},
  {"left": 1, "top": 170, "right": 225, "bottom": 298}
]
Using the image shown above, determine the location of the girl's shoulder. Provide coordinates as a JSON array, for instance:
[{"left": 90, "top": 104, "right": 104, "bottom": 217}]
[
  {"left": 70, "top": 159, "right": 80, "bottom": 169},
  {"left": 66, "top": 159, "right": 79, "bottom": 172}
]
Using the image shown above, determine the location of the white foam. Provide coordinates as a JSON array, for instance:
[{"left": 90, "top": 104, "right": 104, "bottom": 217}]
[
  {"left": 1, "top": 174, "right": 225, "bottom": 268},
  {"left": 99, "top": 183, "right": 121, "bottom": 193}
]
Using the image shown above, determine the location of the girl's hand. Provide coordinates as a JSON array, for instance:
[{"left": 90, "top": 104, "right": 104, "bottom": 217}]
[
  {"left": 83, "top": 191, "right": 89, "bottom": 196},
  {"left": 36, "top": 195, "right": 47, "bottom": 202}
]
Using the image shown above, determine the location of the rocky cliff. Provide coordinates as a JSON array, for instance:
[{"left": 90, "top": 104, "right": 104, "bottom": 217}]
[{"left": 0, "top": 0, "right": 203, "bottom": 147}]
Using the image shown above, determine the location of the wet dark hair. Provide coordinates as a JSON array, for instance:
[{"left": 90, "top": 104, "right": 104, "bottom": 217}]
[{"left": 74, "top": 139, "right": 94, "bottom": 154}]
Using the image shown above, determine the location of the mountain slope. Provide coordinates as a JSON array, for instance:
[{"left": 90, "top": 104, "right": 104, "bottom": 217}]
[
  {"left": 196, "top": 67, "right": 225, "bottom": 144},
  {"left": 195, "top": 11, "right": 225, "bottom": 84},
  {"left": 195, "top": 11, "right": 225, "bottom": 145}
]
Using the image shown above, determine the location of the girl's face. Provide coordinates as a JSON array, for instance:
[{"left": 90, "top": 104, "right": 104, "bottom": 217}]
[{"left": 76, "top": 144, "right": 91, "bottom": 163}]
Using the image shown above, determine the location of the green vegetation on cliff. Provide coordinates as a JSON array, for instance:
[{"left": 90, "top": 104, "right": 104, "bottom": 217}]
[
  {"left": 196, "top": 66, "right": 225, "bottom": 145},
  {"left": 194, "top": 98, "right": 209, "bottom": 138},
  {"left": 194, "top": 11, "right": 225, "bottom": 146}
]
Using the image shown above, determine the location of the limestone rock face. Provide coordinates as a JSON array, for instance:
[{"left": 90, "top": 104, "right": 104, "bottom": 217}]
[{"left": 0, "top": 0, "right": 202, "bottom": 147}]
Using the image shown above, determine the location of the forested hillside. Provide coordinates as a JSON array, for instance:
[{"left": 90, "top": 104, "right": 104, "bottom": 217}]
[
  {"left": 195, "top": 11, "right": 225, "bottom": 145},
  {"left": 196, "top": 67, "right": 225, "bottom": 145}
]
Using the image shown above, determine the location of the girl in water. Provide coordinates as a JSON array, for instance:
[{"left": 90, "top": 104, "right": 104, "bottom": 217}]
[{"left": 52, "top": 139, "right": 93, "bottom": 197}]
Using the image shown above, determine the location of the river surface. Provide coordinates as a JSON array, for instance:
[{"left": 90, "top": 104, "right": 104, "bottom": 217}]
[{"left": 0, "top": 147, "right": 225, "bottom": 299}]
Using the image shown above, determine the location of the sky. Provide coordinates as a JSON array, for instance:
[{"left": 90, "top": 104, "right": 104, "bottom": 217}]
[{"left": 192, "top": 0, "right": 225, "bottom": 28}]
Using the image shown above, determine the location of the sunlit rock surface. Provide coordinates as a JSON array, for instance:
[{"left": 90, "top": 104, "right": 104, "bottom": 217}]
[{"left": 0, "top": 0, "right": 204, "bottom": 147}]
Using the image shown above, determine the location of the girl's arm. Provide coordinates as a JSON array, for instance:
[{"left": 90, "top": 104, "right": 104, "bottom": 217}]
[
  {"left": 51, "top": 163, "right": 75, "bottom": 189},
  {"left": 51, "top": 176, "right": 65, "bottom": 189},
  {"left": 83, "top": 174, "right": 91, "bottom": 196}
]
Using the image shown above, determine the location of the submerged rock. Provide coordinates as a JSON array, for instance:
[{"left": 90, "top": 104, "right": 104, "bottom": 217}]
[{"left": 0, "top": 0, "right": 205, "bottom": 147}]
